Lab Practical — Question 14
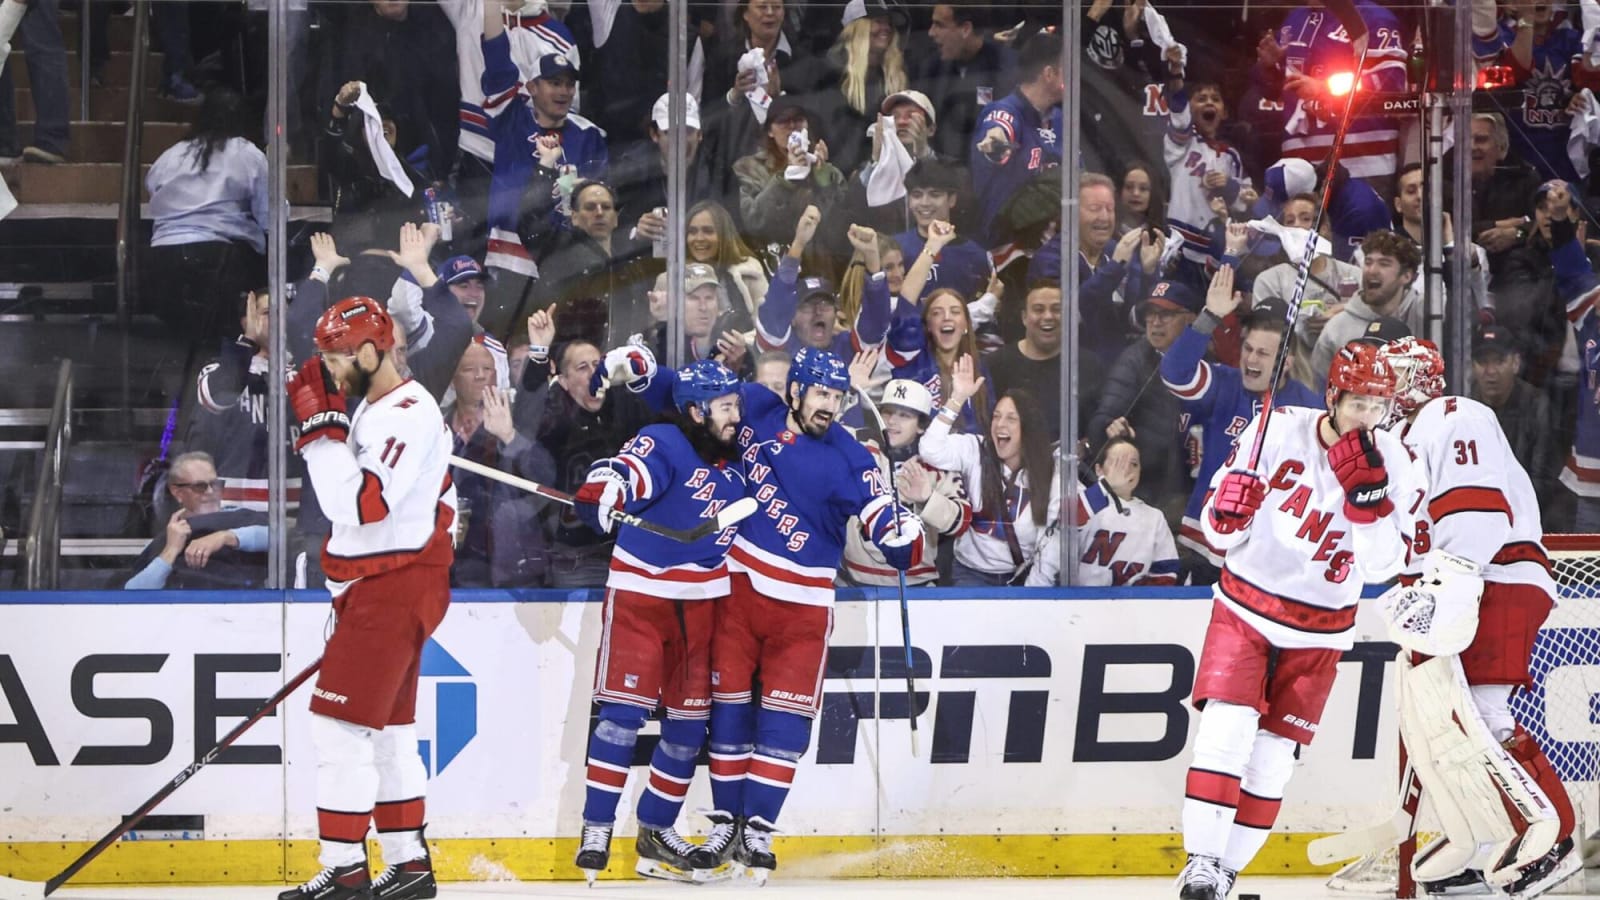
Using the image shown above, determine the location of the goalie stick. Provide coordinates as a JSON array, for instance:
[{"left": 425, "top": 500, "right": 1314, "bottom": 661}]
[
  {"left": 449, "top": 455, "right": 758, "bottom": 543},
  {"left": 1308, "top": 756, "right": 1422, "bottom": 865},
  {"left": 851, "top": 387, "right": 921, "bottom": 758},
  {"left": 0, "top": 659, "right": 324, "bottom": 899}
]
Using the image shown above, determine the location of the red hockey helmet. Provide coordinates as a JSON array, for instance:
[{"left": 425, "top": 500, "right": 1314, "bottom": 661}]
[
  {"left": 1379, "top": 336, "right": 1446, "bottom": 421},
  {"left": 1325, "top": 340, "right": 1398, "bottom": 409},
  {"left": 314, "top": 296, "right": 395, "bottom": 355}
]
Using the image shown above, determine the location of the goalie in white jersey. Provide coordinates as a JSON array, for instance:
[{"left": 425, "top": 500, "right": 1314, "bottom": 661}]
[
  {"left": 284, "top": 284, "right": 458, "bottom": 900},
  {"left": 1374, "top": 337, "right": 1578, "bottom": 898},
  {"left": 1177, "top": 341, "right": 1418, "bottom": 900}
]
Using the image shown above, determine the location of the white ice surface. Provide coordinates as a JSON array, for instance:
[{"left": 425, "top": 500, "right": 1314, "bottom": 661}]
[{"left": 38, "top": 876, "right": 1600, "bottom": 899}]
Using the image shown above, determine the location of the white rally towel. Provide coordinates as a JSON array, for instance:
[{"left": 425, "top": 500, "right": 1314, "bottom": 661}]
[
  {"left": 1570, "top": 89, "right": 1600, "bottom": 178},
  {"left": 1247, "top": 218, "right": 1333, "bottom": 265},
  {"left": 737, "top": 47, "right": 773, "bottom": 124},
  {"left": 353, "top": 82, "right": 414, "bottom": 198},
  {"left": 866, "top": 114, "right": 914, "bottom": 206},
  {"left": 1142, "top": 2, "right": 1187, "bottom": 72}
]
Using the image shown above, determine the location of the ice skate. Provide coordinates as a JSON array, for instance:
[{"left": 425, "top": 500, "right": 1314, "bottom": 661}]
[
  {"left": 575, "top": 823, "right": 614, "bottom": 886},
  {"left": 635, "top": 826, "right": 718, "bottom": 883},
  {"left": 371, "top": 848, "right": 436, "bottom": 899},
  {"left": 278, "top": 860, "right": 371, "bottom": 900},
  {"left": 687, "top": 810, "right": 742, "bottom": 883},
  {"left": 1176, "top": 853, "right": 1235, "bottom": 900},
  {"left": 736, "top": 815, "right": 778, "bottom": 885},
  {"left": 1420, "top": 867, "right": 1493, "bottom": 895},
  {"left": 1506, "top": 837, "right": 1580, "bottom": 900}
]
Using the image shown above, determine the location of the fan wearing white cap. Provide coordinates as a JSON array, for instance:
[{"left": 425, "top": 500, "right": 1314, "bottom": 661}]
[
  {"left": 814, "top": 0, "right": 911, "bottom": 175},
  {"left": 613, "top": 93, "right": 703, "bottom": 251},
  {"left": 842, "top": 378, "right": 970, "bottom": 586}
]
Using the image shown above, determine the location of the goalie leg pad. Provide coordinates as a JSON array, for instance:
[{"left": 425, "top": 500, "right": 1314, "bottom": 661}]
[{"left": 1398, "top": 655, "right": 1561, "bottom": 885}]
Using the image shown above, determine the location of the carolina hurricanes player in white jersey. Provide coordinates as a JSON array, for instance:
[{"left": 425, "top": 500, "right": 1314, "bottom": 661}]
[
  {"left": 283, "top": 276, "right": 457, "bottom": 898},
  {"left": 1379, "top": 337, "right": 1578, "bottom": 897},
  {"left": 1176, "top": 341, "right": 1418, "bottom": 900}
]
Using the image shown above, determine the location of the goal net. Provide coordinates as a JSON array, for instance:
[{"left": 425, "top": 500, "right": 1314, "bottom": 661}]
[{"left": 1326, "top": 535, "right": 1600, "bottom": 897}]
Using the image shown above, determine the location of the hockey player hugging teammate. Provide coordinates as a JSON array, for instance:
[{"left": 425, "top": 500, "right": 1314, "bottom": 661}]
[
  {"left": 285, "top": 292, "right": 458, "bottom": 900},
  {"left": 1375, "top": 338, "right": 1579, "bottom": 898},
  {"left": 569, "top": 359, "right": 748, "bottom": 884},
  {"left": 1177, "top": 342, "right": 1418, "bottom": 900},
  {"left": 631, "top": 346, "right": 925, "bottom": 884}
]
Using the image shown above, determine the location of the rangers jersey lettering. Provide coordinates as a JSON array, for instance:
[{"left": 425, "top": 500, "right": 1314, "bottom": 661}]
[
  {"left": 636, "top": 374, "right": 895, "bottom": 607},
  {"left": 1027, "top": 481, "right": 1181, "bottom": 586},
  {"left": 301, "top": 379, "right": 457, "bottom": 589},
  {"left": 1398, "top": 396, "right": 1558, "bottom": 599},
  {"left": 1202, "top": 407, "right": 1418, "bottom": 649},
  {"left": 604, "top": 423, "right": 747, "bottom": 599}
]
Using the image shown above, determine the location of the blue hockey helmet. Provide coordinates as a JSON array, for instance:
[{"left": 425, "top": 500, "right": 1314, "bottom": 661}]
[
  {"left": 787, "top": 347, "right": 850, "bottom": 397},
  {"left": 672, "top": 358, "right": 742, "bottom": 415}
]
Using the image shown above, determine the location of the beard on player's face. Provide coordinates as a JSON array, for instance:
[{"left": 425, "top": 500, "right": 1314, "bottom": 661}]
[{"left": 791, "top": 385, "right": 841, "bottom": 437}]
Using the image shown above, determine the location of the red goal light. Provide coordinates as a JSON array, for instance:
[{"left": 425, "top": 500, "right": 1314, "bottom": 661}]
[
  {"left": 1477, "top": 64, "right": 1515, "bottom": 89},
  {"left": 1326, "top": 71, "right": 1357, "bottom": 97}
]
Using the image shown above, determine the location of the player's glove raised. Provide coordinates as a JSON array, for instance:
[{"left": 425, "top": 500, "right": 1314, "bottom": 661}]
[
  {"left": 574, "top": 461, "right": 629, "bottom": 534},
  {"left": 873, "top": 509, "right": 925, "bottom": 572},
  {"left": 1329, "top": 428, "right": 1392, "bottom": 524},
  {"left": 288, "top": 357, "right": 349, "bottom": 452},
  {"left": 1208, "top": 469, "right": 1265, "bottom": 535},
  {"left": 588, "top": 336, "right": 657, "bottom": 397}
]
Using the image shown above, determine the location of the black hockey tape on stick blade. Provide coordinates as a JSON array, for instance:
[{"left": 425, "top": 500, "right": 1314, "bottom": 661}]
[
  {"left": 1239, "top": 894, "right": 1262, "bottom": 900},
  {"left": 0, "top": 875, "right": 46, "bottom": 899}
]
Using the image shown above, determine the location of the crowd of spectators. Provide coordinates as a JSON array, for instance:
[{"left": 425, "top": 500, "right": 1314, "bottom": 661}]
[{"left": 9, "top": 0, "right": 1598, "bottom": 587}]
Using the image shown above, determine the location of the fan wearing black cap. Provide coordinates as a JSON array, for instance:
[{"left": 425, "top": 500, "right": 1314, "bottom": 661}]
[
  {"left": 1088, "top": 279, "right": 1200, "bottom": 524},
  {"left": 732, "top": 94, "right": 845, "bottom": 251},
  {"left": 1159, "top": 265, "right": 1321, "bottom": 583},
  {"left": 1468, "top": 325, "right": 1559, "bottom": 510}
]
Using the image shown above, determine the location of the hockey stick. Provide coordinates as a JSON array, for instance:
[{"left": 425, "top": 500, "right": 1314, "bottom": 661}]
[
  {"left": 0, "top": 658, "right": 323, "bottom": 899},
  {"left": 1308, "top": 756, "right": 1421, "bottom": 864},
  {"left": 1244, "top": 42, "right": 1372, "bottom": 471},
  {"left": 449, "top": 455, "right": 758, "bottom": 544},
  {"left": 850, "top": 387, "right": 920, "bottom": 757}
]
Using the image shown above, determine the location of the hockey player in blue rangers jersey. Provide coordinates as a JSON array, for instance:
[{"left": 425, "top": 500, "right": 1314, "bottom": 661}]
[
  {"left": 479, "top": 0, "right": 608, "bottom": 275},
  {"left": 569, "top": 359, "right": 748, "bottom": 885},
  {"left": 971, "top": 30, "right": 1063, "bottom": 246},
  {"left": 635, "top": 346, "right": 924, "bottom": 883},
  {"left": 1161, "top": 266, "right": 1320, "bottom": 577}
]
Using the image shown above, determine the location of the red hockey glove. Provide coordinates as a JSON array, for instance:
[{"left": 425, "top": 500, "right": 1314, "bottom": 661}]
[
  {"left": 289, "top": 356, "right": 349, "bottom": 452},
  {"left": 1329, "top": 428, "right": 1392, "bottom": 524},
  {"left": 1208, "top": 470, "right": 1265, "bottom": 535}
]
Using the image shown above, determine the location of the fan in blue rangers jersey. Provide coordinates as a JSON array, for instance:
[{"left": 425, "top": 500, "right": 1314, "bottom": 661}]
[
  {"left": 568, "top": 359, "right": 747, "bottom": 885},
  {"left": 634, "top": 346, "right": 924, "bottom": 884},
  {"left": 479, "top": 0, "right": 608, "bottom": 276},
  {"left": 971, "top": 31, "right": 1064, "bottom": 247},
  {"left": 1160, "top": 266, "right": 1320, "bottom": 575},
  {"left": 1542, "top": 185, "right": 1600, "bottom": 527},
  {"left": 1255, "top": 0, "right": 1409, "bottom": 180},
  {"left": 755, "top": 206, "right": 894, "bottom": 359}
]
